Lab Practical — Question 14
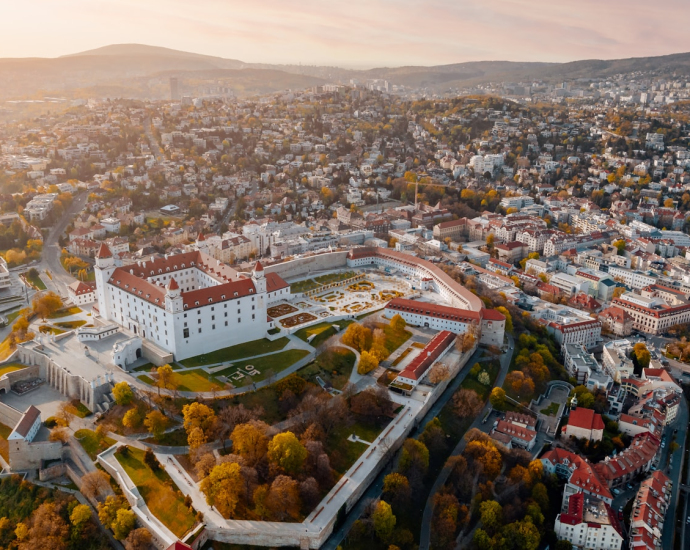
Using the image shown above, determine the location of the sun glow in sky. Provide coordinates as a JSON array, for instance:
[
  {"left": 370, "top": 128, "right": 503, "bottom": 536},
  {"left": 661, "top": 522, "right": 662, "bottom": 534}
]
[{"left": 2, "top": 0, "right": 690, "bottom": 67}]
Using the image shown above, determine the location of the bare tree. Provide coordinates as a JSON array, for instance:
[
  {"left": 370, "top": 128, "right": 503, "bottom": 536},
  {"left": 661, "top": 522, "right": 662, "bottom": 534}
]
[
  {"left": 80, "top": 470, "right": 112, "bottom": 503},
  {"left": 452, "top": 388, "right": 483, "bottom": 419}
]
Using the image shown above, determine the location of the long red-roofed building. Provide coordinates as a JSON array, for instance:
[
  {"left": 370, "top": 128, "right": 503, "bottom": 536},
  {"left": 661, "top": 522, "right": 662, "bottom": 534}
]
[{"left": 395, "top": 330, "right": 455, "bottom": 390}]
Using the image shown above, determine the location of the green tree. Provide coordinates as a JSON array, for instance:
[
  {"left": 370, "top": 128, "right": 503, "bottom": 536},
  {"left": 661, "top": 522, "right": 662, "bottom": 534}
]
[
  {"left": 267, "top": 431, "right": 307, "bottom": 475},
  {"left": 504, "top": 518, "right": 540, "bottom": 550},
  {"left": 112, "top": 381, "right": 133, "bottom": 406},
  {"left": 111, "top": 508, "right": 136, "bottom": 540},
  {"left": 479, "top": 500, "right": 502, "bottom": 535},
  {"left": 490, "top": 387, "right": 506, "bottom": 410},
  {"left": 399, "top": 439, "right": 429, "bottom": 476},
  {"left": 372, "top": 500, "right": 396, "bottom": 542}
]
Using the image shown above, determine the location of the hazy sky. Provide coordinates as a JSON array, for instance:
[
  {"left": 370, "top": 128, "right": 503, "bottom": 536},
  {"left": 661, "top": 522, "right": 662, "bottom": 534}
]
[{"left": 2, "top": 0, "right": 690, "bottom": 67}]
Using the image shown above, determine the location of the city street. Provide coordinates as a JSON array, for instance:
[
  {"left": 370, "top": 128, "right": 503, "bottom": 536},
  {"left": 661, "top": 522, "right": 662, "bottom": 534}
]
[
  {"left": 41, "top": 190, "right": 88, "bottom": 296},
  {"left": 418, "top": 334, "right": 515, "bottom": 550},
  {"left": 321, "top": 340, "right": 501, "bottom": 550}
]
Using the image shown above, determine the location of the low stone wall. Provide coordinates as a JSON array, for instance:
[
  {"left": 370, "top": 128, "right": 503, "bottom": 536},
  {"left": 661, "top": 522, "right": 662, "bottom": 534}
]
[
  {"left": 97, "top": 445, "right": 177, "bottom": 549},
  {"left": 39, "top": 462, "right": 66, "bottom": 481},
  {"left": 142, "top": 340, "right": 173, "bottom": 367},
  {"left": 9, "top": 439, "right": 64, "bottom": 471}
]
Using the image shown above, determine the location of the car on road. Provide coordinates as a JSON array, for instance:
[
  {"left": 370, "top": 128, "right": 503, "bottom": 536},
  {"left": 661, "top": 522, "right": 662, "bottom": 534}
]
[
  {"left": 612, "top": 488, "right": 620, "bottom": 495},
  {"left": 618, "top": 511, "right": 624, "bottom": 521}
]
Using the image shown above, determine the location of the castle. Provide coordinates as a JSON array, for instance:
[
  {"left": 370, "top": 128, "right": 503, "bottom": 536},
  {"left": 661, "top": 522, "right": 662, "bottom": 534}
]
[{"left": 94, "top": 243, "right": 290, "bottom": 361}]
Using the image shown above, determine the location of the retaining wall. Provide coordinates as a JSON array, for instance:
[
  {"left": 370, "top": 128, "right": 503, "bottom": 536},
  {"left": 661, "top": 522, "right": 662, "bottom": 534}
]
[
  {"left": 264, "top": 252, "right": 349, "bottom": 281},
  {"left": 0, "top": 401, "right": 22, "bottom": 428},
  {"left": 206, "top": 344, "right": 476, "bottom": 549}
]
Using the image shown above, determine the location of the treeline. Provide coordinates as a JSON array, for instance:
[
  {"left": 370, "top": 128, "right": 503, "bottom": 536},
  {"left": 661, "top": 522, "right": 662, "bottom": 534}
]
[{"left": 0, "top": 475, "right": 110, "bottom": 550}]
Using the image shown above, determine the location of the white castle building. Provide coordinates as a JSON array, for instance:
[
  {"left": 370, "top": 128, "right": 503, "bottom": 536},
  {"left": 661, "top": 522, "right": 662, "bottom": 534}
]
[{"left": 94, "top": 243, "right": 290, "bottom": 361}]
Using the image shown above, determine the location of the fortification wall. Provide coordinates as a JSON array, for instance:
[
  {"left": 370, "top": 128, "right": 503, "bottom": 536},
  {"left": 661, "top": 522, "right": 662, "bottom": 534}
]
[{"left": 264, "top": 252, "right": 349, "bottom": 281}]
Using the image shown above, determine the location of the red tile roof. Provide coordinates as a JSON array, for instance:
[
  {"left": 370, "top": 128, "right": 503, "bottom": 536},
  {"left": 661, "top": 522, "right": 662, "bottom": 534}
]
[
  {"left": 399, "top": 330, "right": 454, "bottom": 381},
  {"left": 568, "top": 407, "right": 605, "bottom": 432},
  {"left": 96, "top": 242, "right": 112, "bottom": 258},
  {"left": 13, "top": 405, "right": 40, "bottom": 438}
]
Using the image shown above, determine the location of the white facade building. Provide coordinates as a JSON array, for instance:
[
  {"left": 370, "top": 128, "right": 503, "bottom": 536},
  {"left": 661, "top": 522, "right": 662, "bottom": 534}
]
[{"left": 94, "top": 244, "right": 289, "bottom": 361}]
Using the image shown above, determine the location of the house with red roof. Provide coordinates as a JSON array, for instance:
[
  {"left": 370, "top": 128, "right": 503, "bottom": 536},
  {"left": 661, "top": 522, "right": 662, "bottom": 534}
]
[
  {"left": 490, "top": 411, "right": 538, "bottom": 451},
  {"left": 563, "top": 406, "right": 605, "bottom": 442},
  {"left": 593, "top": 433, "right": 658, "bottom": 489},
  {"left": 393, "top": 330, "right": 455, "bottom": 392},
  {"left": 629, "top": 470, "right": 672, "bottom": 550},
  {"left": 555, "top": 491, "right": 624, "bottom": 550}
]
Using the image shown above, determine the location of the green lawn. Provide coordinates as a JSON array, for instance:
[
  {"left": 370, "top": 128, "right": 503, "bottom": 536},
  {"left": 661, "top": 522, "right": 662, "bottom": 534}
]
[
  {"left": 326, "top": 416, "right": 390, "bottom": 475},
  {"left": 115, "top": 447, "right": 197, "bottom": 538},
  {"left": 0, "top": 363, "right": 26, "bottom": 378},
  {"left": 39, "top": 325, "right": 66, "bottom": 335},
  {"left": 461, "top": 360, "right": 500, "bottom": 401},
  {"left": 55, "top": 320, "right": 87, "bottom": 329},
  {"left": 314, "top": 271, "right": 356, "bottom": 285},
  {"left": 294, "top": 320, "right": 353, "bottom": 348},
  {"left": 71, "top": 400, "right": 92, "bottom": 418},
  {"left": 215, "top": 349, "right": 310, "bottom": 387},
  {"left": 289, "top": 279, "right": 320, "bottom": 293},
  {"left": 5, "top": 310, "right": 23, "bottom": 324},
  {"left": 144, "top": 428, "right": 188, "bottom": 446},
  {"left": 179, "top": 337, "right": 289, "bottom": 368},
  {"left": 22, "top": 271, "right": 46, "bottom": 290},
  {"left": 290, "top": 271, "right": 357, "bottom": 293},
  {"left": 379, "top": 324, "right": 412, "bottom": 356},
  {"left": 132, "top": 362, "right": 155, "bottom": 373},
  {"left": 138, "top": 369, "right": 224, "bottom": 392},
  {"left": 74, "top": 429, "right": 116, "bottom": 461},
  {"left": 298, "top": 347, "right": 357, "bottom": 390},
  {"left": 48, "top": 307, "right": 82, "bottom": 319},
  {"left": 540, "top": 402, "right": 560, "bottom": 416},
  {"left": 138, "top": 374, "right": 155, "bottom": 385}
]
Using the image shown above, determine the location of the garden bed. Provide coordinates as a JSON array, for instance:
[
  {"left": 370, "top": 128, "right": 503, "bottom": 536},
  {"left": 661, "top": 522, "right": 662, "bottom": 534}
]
[
  {"left": 266, "top": 304, "right": 299, "bottom": 318},
  {"left": 214, "top": 349, "right": 310, "bottom": 387},
  {"left": 279, "top": 312, "right": 318, "bottom": 328},
  {"left": 48, "top": 307, "right": 82, "bottom": 319}
]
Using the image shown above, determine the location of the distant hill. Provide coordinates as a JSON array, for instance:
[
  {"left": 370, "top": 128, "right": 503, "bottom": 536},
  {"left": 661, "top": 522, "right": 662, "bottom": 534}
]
[{"left": 1, "top": 43, "right": 690, "bottom": 100}]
